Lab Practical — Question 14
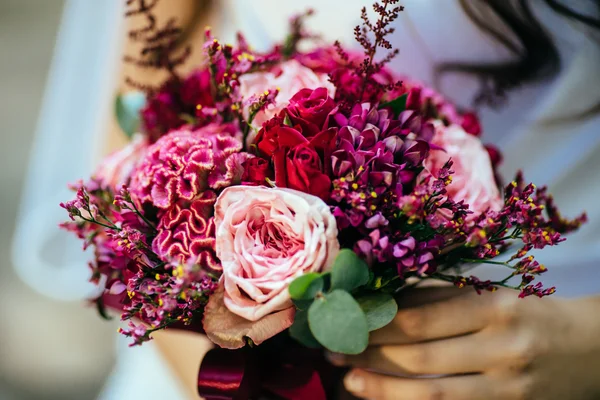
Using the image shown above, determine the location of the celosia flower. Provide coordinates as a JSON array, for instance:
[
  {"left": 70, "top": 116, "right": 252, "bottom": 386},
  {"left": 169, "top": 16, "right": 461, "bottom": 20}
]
[
  {"left": 152, "top": 191, "right": 220, "bottom": 270},
  {"left": 129, "top": 124, "right": 243, "bottom": 209}
]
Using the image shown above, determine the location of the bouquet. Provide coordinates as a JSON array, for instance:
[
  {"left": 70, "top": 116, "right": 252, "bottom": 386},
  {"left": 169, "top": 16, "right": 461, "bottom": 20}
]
[{"left": 61, "top": 1, "right": 585, "bottom": 398}]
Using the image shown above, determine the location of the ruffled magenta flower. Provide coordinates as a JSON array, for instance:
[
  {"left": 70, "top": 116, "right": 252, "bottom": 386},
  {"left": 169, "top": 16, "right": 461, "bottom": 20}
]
[
  {"left": 152, "top": 191, "right": 220, "bottom": 270},
  {"left": 129, "top": 123, "right": 243, "bottom": 209}
]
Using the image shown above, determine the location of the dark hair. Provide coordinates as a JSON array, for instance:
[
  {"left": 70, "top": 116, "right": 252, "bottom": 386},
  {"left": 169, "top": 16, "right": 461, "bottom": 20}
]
[{"left": 438, "top": 0, "right": 600, "bottom": 117}]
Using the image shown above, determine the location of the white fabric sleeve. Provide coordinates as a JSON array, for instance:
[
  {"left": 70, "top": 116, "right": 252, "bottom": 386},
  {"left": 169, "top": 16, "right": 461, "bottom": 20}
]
[{"left": 11, "top": 0, "right": 124, "bottom": 301}]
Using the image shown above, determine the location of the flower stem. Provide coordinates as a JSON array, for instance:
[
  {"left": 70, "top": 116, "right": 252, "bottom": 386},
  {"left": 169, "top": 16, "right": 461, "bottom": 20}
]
[{"left": 460, "top": 258, "right": 513, "bottom": 267}]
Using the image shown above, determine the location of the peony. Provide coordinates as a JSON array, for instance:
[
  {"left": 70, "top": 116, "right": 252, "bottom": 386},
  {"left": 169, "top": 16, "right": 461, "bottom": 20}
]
[
  {"left": 203, "top": 186, "right": 339, "bottom": 348},
  {"left": 423, "top": 123, "right": 503, "bottom": 216},
  {"left": 238, "top": 59, "right": 335, "bottom": 143},
  {"left": 93, "top": 133, "right": 148, "bottom": 191}
]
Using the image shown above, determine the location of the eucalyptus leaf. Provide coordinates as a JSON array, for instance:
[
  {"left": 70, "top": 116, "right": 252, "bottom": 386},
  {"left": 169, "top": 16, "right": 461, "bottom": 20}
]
[
  {"left": 379, "top": 93, "right": 408, "bottom": 118},
  {"left": 356, "top": 292, "right": 398, "bottom": 331},
  {"left": 308, "top": 290, "right": 369, "bottom": 354},
  {"left": 292, "top": 298, "right": 314, "bottom": 311},
  {"left": 289, "top": 309, "right": 321, "bottom": 348},
  {"left": 330, "top": 249, "right": 370, "bottom": 292},
  {"left": 115, "top": 91, "right": 146, "bottom": 139},
  {"left": 289, "top": 273, "right": 323, "bottom": 300}
]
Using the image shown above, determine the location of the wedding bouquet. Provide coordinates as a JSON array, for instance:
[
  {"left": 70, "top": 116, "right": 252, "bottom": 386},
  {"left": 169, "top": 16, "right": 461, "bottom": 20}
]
[{"left": 61, "top": 1, "right": 585, "bottom": 398}]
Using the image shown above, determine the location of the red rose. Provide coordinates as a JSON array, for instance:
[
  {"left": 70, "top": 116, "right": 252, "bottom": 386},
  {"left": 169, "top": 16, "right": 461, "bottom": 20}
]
[
  {"left": 255, "top": 112, "right": 336, "bottom": 200},
  {"left": 461, "top": 112, "right": 482, "bottom": 137},
  {"left": 180, "top": 69, "right": 215, "bottom": 108},
  {"left": 255, "top": 113, "right": 308, "bottom": 157},
  {"left": 485, "top": 144, "right": 503, "bottom": 167},
  {"left": 241, "top": 156, "right": 274, "bottom": 185},
  {"left": 141, "top": 91, "right": 184, "bottom": 142},
  {"left": 277, "top": 143, "right": 332, "bottom": 201},
  {"left": 286, "top": 87, "right": 336, "bottom": 137},
  {"left": 405, "top": 87, "right": 422, "bottom": 110}
]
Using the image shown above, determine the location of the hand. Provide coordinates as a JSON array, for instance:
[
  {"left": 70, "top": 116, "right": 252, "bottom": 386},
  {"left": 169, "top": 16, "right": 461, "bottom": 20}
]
[{"left": 329, "top": 286, "right": 600, "bottom": 400}]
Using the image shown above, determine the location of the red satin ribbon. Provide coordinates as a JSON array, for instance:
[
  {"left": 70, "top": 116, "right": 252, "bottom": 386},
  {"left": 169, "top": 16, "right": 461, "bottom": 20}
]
[
  {"left": 100, "top": 293, "right": 337, "bottom": 399},
  {"left": 197, "top": 340, "right": 339, "bottom": 400}
]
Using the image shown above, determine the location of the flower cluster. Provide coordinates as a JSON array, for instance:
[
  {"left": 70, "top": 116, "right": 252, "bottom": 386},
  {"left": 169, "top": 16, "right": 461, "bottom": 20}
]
[{"left": 61, "top": 1, "right": 584, "bottom": 352}]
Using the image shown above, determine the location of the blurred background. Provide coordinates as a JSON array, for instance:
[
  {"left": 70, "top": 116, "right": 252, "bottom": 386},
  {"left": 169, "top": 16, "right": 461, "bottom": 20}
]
[
  {"left": 0, "top": 1, "right": 212, "bottom": 398},
  {"left": 0, "top": 1, "right": 116, "bottom": 399}
]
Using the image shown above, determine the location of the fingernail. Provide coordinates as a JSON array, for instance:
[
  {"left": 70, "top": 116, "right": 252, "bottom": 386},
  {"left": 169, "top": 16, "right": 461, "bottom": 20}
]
[
  {"left": 325, "top": 351, "right": 346, "bottom": 365},
  {"left": 344, "top": 371, "right": 365, "bottom": 394}
]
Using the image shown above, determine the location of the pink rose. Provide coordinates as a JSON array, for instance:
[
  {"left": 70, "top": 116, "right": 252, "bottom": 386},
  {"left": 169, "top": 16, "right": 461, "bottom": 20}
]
[
  {"left": 238, "top": 60, "right": 335, "bottom": 144},
  {"left": 424, "top": 123, "right": 503, "bottom": 216},
  {"left": 203, "top": 186, "right": 339, "bottom": 348},
  {"left": 93, "top": 133, "right": 148, "bottom": 191}
]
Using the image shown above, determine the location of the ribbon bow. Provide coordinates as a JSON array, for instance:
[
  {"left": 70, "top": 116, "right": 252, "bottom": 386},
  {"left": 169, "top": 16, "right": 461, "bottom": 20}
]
[{"left": 197, "top": 337, "right": 344, "bottom": 400}]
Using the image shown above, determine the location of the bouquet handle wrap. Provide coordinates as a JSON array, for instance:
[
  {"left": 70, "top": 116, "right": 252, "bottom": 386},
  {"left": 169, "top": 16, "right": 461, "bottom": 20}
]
[
  {"left": 197, "top": 335, "right": 344, "bottom": 400},
  {"left": 99, "top": 296, "right": 336, "bottom": 399}
]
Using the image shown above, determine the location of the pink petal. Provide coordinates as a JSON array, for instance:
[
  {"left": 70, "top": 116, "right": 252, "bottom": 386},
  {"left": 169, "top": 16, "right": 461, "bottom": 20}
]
[{"left": 203, "top": 284, "right": 295, "bottom": 349}]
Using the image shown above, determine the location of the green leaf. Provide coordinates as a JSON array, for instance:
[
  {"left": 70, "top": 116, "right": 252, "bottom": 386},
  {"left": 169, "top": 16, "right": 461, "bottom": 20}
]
[
  {"left": 283, "top": 112, "right": 293, "bottom": 127},
  {"left": 379, "top": 93, "right": 408, "bottom": 118},
  {"left": 289, "top": 309, "right": 321, "bottom": 348},
  {"left": 292, "top": 298, "right": 313, "bottom": 311},
  {"left": 289, "top": 273, "right": 324, "bottom": 300},
  {"left": 330, "top": 249, "right": 370, "bottom": 292},
  {"left": 115, "top": 91, "right": 146, "bottom": 139},
  {"left": 95, "top": 296, "right": 113, "bottom": 321},
  {"left": 356, "top": 292, "right": 398, "bottom": 331},
  {"left": 308, "top": 290, "right": 369, "bottom": 354}
]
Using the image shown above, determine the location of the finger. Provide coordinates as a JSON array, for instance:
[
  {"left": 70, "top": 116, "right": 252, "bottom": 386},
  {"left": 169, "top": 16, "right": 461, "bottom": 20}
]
[
  {"left": 332, "top": 332, "right": 501, "bottom": 375},
  {"left": 343, "top": 369, "right": 509, "bottom": 400},
  {"left": 395, "top": 285, "right": 466, "bottom": 308},
  {"left": 371, "top": 289, "right": 495, "bottom": 345}
]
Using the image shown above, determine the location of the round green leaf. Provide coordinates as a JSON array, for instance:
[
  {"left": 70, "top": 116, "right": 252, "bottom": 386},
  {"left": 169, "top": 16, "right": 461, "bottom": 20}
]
[
  {"left": 289, "top": 310, "right": 321, "bottom": 348},
  {"left": 308, "top": 290, "right": 369, "bottom": 354},
  {"left": 115, "top": 91, "right": 146, "bottom": 139},
  {"left": 289, "top": 273, "right": 323, "bottom": 300},
  {"left": 356, "top": 293, "right": 398, "bottom": 331},
  {"left": 330, "top": 249, "right": 370, "bottom": 292}
]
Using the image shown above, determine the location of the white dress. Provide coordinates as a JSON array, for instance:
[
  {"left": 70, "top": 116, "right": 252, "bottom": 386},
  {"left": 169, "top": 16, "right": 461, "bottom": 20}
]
[{"left": 13, "top": 1, "right": 600, "bottom": 399}]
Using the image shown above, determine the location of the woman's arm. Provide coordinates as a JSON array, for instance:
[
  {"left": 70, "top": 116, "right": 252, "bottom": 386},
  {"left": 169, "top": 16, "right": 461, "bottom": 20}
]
[
  {"left": 153, "top": 330, "right": 214, "bottom": 400},
  {"left": 106, "top": 3, "right": 217, "bottom": 399},
  {"left": 331, "top": 287, "right": 600, "bottom": 400}
]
